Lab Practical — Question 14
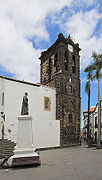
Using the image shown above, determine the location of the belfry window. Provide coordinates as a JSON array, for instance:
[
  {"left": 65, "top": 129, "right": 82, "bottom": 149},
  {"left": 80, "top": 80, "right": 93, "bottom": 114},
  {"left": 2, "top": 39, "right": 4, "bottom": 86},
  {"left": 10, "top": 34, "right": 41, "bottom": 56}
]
[
  {"left": 49, "top": 58, "right": 51, "bottom": 80},
  {"left": 54, "top": 53, "right": 58, "bottom": 66},
  {"left": 54, "top": 53, "right": 58, "bottom": 72},
  {"left": 49, "top": 58, "right": 51, "bottom": 73},
  {"left": 69, "top": 113, "right": 72, "bottom": 123},
  {"left": 64, "top": 51, "right": 68, "bottom": 70},
  {"left": 68, "top": 85, "right": 72, "bottom": 93},
  {"left": 72, "top": 55, "right": 75, "bottom": 73}
]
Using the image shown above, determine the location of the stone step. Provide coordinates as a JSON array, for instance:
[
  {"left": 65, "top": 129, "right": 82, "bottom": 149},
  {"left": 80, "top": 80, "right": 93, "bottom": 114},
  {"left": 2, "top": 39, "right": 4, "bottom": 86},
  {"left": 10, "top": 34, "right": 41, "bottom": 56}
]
[
  {"left": 0, "top": 144, "right": 14, "bottom": 146},
  {"left": 0, "top": 143, "right": 15, "bottom": 145},
  {"left": 0, "top": 150, "right": 15, "bottom": 153},
  {"left": 0, "top": 153, "right": 13, "bottom": 156},
  {"left": 1, "top": 151, "right": 14, "bottom": 154},
  {"left": 0, "top": 154, "right": 13, "bottom": 159},
  {"left": 0, "top": 146, "right": 15, "bottom": 149},
  {"left": 0, "top": 139, "right": 16, "bottom": 159},
  {"left": 0, "top": 152, "right": 13, "bottom": 156},
  {"left": 0, "top": 148, "right": 15, "bottom": 151},
  {"left": 0, "top": 150, "right": 14, "bottom": 153},
  {"left": 0, "top": 143, "right": 15, "bottom": 146},
  {"left": 0, "top": 145, "right": 15, "bottom": 148},
  {"left": 0, "top": 142, "right": 15, "bottom": 145},
  {"left": 0, "top": 139, "right": 13, "bottom": 142},
  {"left": 0, "top": 153, "right": 13, "bottom": 159}
]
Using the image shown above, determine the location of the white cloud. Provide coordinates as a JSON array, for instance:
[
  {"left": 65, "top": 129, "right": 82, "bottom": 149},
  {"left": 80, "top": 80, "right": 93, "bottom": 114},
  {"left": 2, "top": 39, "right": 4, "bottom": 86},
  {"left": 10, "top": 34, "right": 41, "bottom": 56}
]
[
  {"left": 71, "top": 0, "right": 96, "bottom": 9},
  {"left": 0, "top": 0, "right": 101, "bottom": 82},
  {"left": 0, "top": 0, "right": 72, "bottom": 82}
]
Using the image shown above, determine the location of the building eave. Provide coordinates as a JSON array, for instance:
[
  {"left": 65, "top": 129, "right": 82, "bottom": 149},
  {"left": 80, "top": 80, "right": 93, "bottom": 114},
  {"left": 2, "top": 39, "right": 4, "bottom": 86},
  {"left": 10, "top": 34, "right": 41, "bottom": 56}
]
[{"left": 0, "top": 75, "right": 40, "bottom": 87}]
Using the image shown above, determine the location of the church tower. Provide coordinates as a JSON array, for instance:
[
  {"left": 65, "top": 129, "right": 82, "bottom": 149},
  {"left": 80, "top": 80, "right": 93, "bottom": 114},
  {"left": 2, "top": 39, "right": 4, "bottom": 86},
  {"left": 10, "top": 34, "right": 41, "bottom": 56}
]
[{"left": 39, "top": 33, "right": 81, "bottom": 146}]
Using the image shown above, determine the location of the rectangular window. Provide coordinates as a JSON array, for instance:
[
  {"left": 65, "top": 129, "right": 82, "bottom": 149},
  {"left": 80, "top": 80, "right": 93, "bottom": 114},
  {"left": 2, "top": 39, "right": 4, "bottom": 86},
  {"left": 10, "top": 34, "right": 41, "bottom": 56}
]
[
  {"left": 44, "top": 97, "right": 51, "bottom": 111},
  {"left": 69, "top": 113, "right": 72, "bottom": 123},
  {"left": 64, "top": 51, "right": 68, "bottom": 71},
  {"left": 65, "top": 60, "right": 68, "bottom": 70},
  {"left": 2, "top": 92, "right": 4, "bottom": 106},
  {"left": 72, "top": 65, "right": 75, "bottom": 73},
  {"left": 95, "top": 117, "right": 97, "bottom": 128},
  {"left": 72, "top": 55, "right": 75, "bottom": 73}
]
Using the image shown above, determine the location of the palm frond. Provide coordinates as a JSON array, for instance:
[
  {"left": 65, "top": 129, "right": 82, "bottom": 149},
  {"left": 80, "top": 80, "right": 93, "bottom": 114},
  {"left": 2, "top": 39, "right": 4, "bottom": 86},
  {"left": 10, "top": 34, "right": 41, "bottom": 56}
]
[
  {"left": 91, "top": 75, "right": 96, "bottom": 81},
  {"left": 100, "top": 73, "right": 102, "bottom": 78},
  {"left": 92, "top": 51, "right": 98, "bottom": 62},
  {"left": 84, "top": 65, "right": 93, "bottom": 73},
  {"left": 91, "top": 51, "right": 102, "bottom": 72}
]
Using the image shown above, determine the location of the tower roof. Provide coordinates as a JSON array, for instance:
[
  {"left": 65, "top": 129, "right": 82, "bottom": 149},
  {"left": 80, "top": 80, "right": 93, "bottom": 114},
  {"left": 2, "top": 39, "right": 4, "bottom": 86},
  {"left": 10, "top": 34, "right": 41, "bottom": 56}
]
[{"left": 39, "top": 33, "right": 81, "bottom": 60}]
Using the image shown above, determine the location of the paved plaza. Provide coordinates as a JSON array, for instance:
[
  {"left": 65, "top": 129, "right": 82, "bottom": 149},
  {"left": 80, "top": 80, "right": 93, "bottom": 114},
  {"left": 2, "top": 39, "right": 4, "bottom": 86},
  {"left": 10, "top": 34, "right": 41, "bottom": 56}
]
[{"left": 0, "top": 144, "right": 102, "bottom": 180}]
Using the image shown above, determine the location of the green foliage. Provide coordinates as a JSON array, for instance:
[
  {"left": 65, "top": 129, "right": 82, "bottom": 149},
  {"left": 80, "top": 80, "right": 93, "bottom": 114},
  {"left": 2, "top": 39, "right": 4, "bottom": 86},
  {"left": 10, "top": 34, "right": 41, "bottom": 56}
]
[
  {"left": 84, "top": 65, "right": 93, "bottom": 81},
  {"left": 84, "top": 51, "right": 102, "bottom": 85},
  {"left": 84, "top": 51, "right": 102, "bottom": 146},
  {"left": 91, "top": 51, "right": 102, "bottom": 79},
  {"left": 84, "top": 51, "right": 102, "bottom": 96}
]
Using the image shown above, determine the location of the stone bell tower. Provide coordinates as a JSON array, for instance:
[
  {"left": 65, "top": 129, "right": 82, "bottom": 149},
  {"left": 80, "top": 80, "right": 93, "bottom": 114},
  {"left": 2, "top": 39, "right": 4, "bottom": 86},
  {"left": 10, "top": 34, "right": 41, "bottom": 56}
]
[{"left": 39, "top": 33, "right": 81, "bottom": 146}]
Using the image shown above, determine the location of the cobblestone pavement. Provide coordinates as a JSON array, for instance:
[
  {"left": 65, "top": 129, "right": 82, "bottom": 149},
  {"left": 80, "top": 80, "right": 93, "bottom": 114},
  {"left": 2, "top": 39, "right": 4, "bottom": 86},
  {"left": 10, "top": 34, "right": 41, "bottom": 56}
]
[{"left": 0, "top": 145, "right": 102, "bottom": 180}]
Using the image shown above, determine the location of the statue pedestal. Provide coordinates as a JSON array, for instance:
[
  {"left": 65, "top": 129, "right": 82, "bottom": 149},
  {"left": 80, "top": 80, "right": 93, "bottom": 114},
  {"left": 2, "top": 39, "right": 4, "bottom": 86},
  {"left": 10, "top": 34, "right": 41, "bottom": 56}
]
[{"left": 7, "top": 116, "right": 40, "bottom": 167}]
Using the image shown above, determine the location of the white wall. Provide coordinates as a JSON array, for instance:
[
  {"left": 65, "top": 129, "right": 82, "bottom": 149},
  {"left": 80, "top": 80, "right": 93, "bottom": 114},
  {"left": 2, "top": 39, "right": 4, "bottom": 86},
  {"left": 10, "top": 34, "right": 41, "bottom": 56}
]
[
  {"left": 0, "top": 78, "right": 6, "bottom": 139},
  {"left": 33, "top": 120, "right": 60, "bottom": 148},
  {"left": 0, "top": 77, "right": 60, "bottom": 148},
  {"left": 0, "top": 78, "right": 5, "bottom": 112}
]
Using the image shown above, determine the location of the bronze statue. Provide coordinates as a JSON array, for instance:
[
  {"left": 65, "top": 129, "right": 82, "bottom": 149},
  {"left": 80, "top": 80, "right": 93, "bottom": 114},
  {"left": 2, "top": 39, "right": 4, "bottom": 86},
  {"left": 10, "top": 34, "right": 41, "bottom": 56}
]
[{"left": 21, "top": 92, "right": 29, "bottom": 115}]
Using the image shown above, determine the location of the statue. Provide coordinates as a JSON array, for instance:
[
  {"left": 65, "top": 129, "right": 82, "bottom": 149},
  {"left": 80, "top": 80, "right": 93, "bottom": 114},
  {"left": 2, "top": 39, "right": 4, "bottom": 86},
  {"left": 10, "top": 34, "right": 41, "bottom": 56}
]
[{"left": 21, "top": 92, "right": 29, "bottom": 115}]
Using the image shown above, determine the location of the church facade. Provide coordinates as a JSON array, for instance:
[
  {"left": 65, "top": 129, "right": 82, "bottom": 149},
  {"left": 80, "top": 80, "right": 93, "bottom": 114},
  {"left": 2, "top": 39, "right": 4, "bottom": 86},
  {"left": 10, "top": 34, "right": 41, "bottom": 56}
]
[
  {"left": 0, "top": 75, "right": 60, "bottom": 148},
  {"left": 0, "top": 33, "right": 81, "bottom": 148},
  {"left": 40, "top": 33, "right": 81, "bottom": 146}
]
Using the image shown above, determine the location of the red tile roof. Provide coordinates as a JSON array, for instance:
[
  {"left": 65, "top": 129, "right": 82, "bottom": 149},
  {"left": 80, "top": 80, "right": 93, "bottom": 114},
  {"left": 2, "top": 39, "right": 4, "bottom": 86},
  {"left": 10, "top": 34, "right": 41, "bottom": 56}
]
[{"left": 83, "top": 107, "right": 95, "bottom": 113}]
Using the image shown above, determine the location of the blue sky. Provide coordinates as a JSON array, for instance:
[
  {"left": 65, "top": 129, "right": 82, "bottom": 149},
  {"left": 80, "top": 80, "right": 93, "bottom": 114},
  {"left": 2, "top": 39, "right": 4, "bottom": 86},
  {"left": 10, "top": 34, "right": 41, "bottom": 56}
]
[{"left": 0, "top": 0, "right": 102, "bottom": 127}]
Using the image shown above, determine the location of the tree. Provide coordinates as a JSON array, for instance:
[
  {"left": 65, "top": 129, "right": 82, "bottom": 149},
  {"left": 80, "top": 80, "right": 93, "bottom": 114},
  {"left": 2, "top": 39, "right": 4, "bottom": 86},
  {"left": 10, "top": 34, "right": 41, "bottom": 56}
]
[
  {"left": 91, "top": 51, "right": 102, "bottom": 148},
  {"left": 84, "top": 66, "right": 93, "bottom": 146}
]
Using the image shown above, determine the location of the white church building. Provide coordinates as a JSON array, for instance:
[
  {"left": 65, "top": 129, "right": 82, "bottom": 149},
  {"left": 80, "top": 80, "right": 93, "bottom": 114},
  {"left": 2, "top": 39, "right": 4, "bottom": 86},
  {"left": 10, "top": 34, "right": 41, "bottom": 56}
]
[{"left": 0, "top": 75, "right": 60, "bottom": 149}]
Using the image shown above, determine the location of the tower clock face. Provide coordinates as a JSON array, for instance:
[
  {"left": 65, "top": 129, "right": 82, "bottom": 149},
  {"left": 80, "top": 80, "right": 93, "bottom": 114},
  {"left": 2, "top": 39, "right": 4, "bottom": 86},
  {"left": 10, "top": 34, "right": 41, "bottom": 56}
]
[{"left": 68, "top": 44, "right": 73, "bottom": 52}]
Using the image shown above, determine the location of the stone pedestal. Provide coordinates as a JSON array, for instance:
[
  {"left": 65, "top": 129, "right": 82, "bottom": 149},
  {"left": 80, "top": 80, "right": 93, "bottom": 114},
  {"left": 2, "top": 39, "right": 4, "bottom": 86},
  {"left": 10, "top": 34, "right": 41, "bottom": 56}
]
[{"left": 7, "top": 116, "right": 40, "bottom": 167}]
